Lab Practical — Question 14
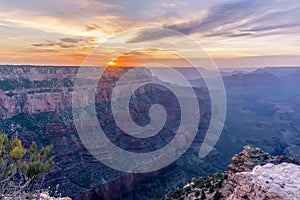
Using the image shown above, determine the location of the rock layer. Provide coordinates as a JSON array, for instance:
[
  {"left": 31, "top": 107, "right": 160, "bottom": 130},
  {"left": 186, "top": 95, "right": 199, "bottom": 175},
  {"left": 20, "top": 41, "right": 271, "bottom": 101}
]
[
  {"left": 228, "top": 145, "right": 274, "bottom": 180},
  {"left": 163, "top": 145, "right": 299, "bottom": 200},
  {"left": 228, "top": 163, "right": 300, "bottom": 200}
]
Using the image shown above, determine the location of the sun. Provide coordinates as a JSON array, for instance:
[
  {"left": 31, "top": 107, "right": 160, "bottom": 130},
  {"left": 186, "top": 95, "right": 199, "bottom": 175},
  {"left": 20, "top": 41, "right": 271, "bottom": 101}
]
[{"left": 108, "top": 61, "right": 116, "bottom": 66}]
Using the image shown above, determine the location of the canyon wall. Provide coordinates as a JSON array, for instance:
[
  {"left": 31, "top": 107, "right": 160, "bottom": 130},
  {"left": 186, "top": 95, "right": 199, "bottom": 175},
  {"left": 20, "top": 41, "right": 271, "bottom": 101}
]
[{"left": 0, "top": 65, "right": 212, "bottom": 199}]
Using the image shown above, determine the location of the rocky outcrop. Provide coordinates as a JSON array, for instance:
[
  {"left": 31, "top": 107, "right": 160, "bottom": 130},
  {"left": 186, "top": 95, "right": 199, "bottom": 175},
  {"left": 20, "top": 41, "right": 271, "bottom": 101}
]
[
  {"left": 228, "top": 145, "right": 274, "bottom": 180},
  {"left": 228, "top": 163, "right": 300, "bottom": 200},
  {"left": 3, "top": 192, "right": 71, "bottom": 200},
  {"left": 162, "top": 145, "right": 299, "bottom": 200},
  {"left": 222, "top": 145, "right": 275, "bottom": 198},
  {"left": 37, "top": 192, "right": 72, "bottom": 200}
]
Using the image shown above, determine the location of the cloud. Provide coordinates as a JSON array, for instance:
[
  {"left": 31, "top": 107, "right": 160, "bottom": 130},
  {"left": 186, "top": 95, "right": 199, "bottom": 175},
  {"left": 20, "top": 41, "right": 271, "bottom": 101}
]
[
  {"left": 240, "top": 6, "right": 300, "bottom": 33},
  {"left": 127, "top": 0, "right": 300, "bottom": 43},
  {"left": 205, "top": 32, "right": 253, "bottom": 38},
  {"left": 22, "top": 49, "right": 59, "bottom": 53},
  {"left": 127, "top": 29, "right": 178, "bottom": 43},
  {"left": 126, "top": 0, "right": 264, "bottom": 42},
  {"left": 0, "top": 0, "right": 126, "bottom": 40},
  {"left": 32, "top": 41, "right": 76, "bottom": 48},
  {"left": 85, "top": 24, "right": 103, "bottom": 32},
  {"left": 161, "top": 3, "right": 177, "bottom": 8},
  {"left": 245, "top": 24, "right": 300, "bottom": 32},
  {"left": 31, "top": 36, "right": 98, "bottom": 50},
  {"left": 215, "top": 55, "right": 300, "bottom": 68},
  {"left": 75, "top": 0, "right": 116, "bottom": 8},
  {"left": 165, "top": 0, "right": 263, "bottom": 34},
  {"left": 2, "top": 0, "right": 300, "bottom": 66},
  {"left": 86, "top": 36, "right": 98, "bottom": 43},
  {"left": 60, "top": 38, "right": 85, "bottom": 43}
]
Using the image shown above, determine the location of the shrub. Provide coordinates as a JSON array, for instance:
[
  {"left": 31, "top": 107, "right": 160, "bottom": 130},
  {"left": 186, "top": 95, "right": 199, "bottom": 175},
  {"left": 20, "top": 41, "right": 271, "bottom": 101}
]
[
  {"left": 0, "top": 133, "right": 54, "bottom": 198},
  {"left": 213, "top": 191, "right": 223, "bottom": 200}
]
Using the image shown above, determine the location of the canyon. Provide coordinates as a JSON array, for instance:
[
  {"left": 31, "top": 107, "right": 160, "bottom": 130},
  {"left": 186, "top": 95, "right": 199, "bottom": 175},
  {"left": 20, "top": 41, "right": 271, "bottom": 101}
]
[
  {"left": 1, "top": 65, "right": 300, "bottom": 199},
  {"left": 0, "top": 65, "right": 212, "bottom": 199}
]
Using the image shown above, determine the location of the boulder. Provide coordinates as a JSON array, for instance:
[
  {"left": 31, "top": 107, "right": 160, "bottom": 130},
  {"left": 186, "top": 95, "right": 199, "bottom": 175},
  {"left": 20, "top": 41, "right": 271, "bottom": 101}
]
[{"left": 228, "top": 163, "right": 300, "bottom": 200}]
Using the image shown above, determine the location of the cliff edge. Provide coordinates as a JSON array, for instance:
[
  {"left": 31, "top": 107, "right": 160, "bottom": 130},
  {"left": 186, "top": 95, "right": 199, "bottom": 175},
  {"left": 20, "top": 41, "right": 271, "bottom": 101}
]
[
  {"left": 228, "top": 162, "right": 300, "bottom": 200},
  {"left": 163, "top": 145, "right": 300, "bottom": 200}
]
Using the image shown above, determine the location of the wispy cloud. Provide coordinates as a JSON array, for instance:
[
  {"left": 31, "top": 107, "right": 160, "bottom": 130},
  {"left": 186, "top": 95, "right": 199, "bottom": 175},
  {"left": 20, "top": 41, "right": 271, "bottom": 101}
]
[
  {"left": 241, "top": 6, "right": 300, "bottom": 33},
  {"left": 31, "top": 36, "right": 98, "bottom": 49},
  {"left": 165, "top": 0, "right": 262, "bottom": 35},
  {"left": 60, "top": 38, "right": 85, "bottom": 43},
  {"left": 128, "top": 0, "right": 300, "bottom": 42},
  {"left": 85, "top": 24, "right": 103, "bottom": 32},
  {"left": 127, "top": 29, "right": 178, "bottom": 43},
  {"left": 32, "top": 41, "right": 77, "bottom": 48},
  {"left": 1, "top": 0, "right": 300, "bottom": 67}
]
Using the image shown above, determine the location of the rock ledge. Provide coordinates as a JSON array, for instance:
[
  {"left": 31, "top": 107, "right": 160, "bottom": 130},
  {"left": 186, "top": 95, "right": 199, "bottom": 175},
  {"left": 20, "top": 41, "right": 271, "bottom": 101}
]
[{"left": 228, "top": 162, "right": 300, "bottom": 200}]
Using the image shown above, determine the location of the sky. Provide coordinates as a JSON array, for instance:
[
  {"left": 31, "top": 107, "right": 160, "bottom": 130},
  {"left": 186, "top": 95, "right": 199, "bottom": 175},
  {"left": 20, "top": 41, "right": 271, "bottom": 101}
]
[{"left": 0, "top": 0, "right": 300, "bottom": 68}]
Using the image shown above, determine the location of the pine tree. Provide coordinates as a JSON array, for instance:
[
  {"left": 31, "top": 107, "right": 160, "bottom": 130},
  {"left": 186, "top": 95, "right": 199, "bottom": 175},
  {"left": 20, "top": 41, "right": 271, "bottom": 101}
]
[{"left": 0, "top": 133, "right": 54, "bottom": 198}]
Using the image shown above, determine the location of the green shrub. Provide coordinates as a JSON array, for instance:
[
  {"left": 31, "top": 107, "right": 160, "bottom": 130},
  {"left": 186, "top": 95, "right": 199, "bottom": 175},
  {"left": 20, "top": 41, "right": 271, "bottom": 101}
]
[{"left": 0, "top": 133, "right": 54, "bottom": 198}]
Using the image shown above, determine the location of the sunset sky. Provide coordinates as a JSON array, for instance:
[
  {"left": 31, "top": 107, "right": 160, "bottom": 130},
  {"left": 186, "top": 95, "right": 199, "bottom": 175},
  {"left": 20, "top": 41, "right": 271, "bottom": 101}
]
[{"left": 1, "top": 0, "right": 300, "bottom": 68}]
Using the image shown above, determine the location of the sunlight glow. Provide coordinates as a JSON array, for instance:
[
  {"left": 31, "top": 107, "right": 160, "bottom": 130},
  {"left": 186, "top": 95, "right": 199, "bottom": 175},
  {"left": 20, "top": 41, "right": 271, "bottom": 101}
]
[{"left": 108, "top": 61, "right": 116, "bottom": 66}]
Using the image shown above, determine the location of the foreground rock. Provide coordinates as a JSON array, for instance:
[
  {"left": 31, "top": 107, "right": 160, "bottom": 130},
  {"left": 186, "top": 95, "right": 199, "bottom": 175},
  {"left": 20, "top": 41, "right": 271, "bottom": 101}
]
[
  {"left": 228, "top": 145, "right": 274, "bottom": 180},
  {"left": 162, "top": 145, "right": 300, "bottom": 200},
  {"left": 228, "top": 163, "right": 300, "bottom": 200},
  {"left": 3, "top": 192, "right": 71, "bottom": 200},
  {"left": 224, "top": 145, "right": 275, "bottom": 198}
]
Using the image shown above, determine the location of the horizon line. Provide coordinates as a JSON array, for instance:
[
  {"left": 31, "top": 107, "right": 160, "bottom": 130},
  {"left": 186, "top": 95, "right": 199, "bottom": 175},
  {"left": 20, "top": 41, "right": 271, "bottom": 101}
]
[{"left": 1, "top": 64, "right": 300, "bottom": 69}]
